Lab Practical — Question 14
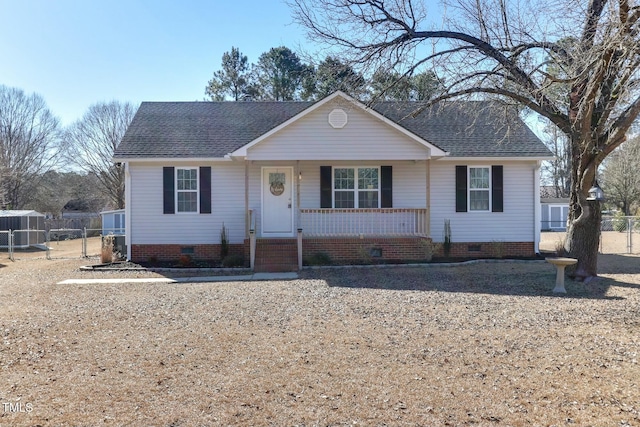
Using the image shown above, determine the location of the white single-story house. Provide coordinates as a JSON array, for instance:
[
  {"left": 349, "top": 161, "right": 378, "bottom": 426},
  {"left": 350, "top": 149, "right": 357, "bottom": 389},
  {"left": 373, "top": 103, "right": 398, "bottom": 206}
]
[
  {"left": 100, "top": 209, "right": 126, "bottom": 235},
  {"left": 540, "top": 186, "right": 570, "bottom": 231},
  {"left": 114, "top": 91, "right": 552, "bottom": 271}
]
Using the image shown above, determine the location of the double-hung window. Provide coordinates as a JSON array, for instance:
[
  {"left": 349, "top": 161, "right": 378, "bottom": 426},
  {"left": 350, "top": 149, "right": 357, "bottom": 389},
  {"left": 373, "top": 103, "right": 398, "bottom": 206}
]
[
  {"left": 469, "top": 167, "right": 490, "bottom": 211},
  {"left": 455, "top": 165, "right": 502, "bottom": 213},
  {"left": 176, "top": 168, "right": 199, "bottom": 213},
  {"left": 333, "top": 167, "right": 379, "bottom": 208}
]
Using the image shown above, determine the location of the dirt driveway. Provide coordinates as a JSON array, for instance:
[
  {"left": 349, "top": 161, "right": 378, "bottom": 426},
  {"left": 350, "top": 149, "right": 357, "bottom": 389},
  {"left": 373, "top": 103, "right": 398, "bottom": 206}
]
[{"left": 1, "top": 241, "right": 639, "bottom": 426}]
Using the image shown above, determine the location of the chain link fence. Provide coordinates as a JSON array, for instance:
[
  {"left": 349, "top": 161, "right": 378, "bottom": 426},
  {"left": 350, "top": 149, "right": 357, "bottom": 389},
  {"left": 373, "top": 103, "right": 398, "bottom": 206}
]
[
  {"left": 0, "top": 230, "right": 11, "bottom": 260},
  {"left": 600, "top": 216, "right": 640, "bottom": 254},
  {"left": 1, "top": 228, "right": 123, "bottom": 261},
  {"left": 541, "top": 216, "right": 640, "bottom": 255}
]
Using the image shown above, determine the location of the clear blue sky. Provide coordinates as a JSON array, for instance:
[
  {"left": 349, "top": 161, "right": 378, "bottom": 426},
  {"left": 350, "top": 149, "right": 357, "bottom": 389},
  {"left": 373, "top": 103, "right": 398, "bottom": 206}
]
[{"left": 0, "top": 0, "right": 312, "bottom": 126}]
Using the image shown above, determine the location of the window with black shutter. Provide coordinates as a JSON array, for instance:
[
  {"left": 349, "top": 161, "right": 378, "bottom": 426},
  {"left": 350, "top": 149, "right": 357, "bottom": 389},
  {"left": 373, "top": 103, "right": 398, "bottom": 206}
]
[
  {"left": 455, "top": 165, "right": 503, "bottom": 212},
  {"left": 320, "top": 166, "right": 392, "bottom": 208},
  {"left": 163, "top": 166, "right": 212, "bottom": 214}
]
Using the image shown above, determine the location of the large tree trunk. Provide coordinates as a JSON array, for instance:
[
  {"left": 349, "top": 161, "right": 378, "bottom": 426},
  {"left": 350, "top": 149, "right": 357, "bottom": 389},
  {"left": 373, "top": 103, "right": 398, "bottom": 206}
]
[
  {"left": 565, "top": 202, "right": 601, "bottom": 280},
  {"left": 564, "top": 135, "right": 602, "bottom": 281}
]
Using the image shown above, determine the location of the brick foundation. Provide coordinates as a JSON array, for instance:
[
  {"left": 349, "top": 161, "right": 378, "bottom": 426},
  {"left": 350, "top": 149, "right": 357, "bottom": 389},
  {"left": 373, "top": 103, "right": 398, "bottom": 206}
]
[
  {"left": 131, "top": 243, "right": 247, "bottom": 263},
  {"left": 131, "top": 239, "right": 536, "bottom": 269},
  {"left": 434, "top": 241, "right": 535, "bottom": 258},
  {"left": 302, "top": 236, "right": 432, "bottom": 265}
]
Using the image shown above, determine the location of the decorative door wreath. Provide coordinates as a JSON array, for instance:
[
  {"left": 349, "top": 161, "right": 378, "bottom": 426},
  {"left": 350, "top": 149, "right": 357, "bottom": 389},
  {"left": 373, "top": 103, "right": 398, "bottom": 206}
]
[{"left": 269, "top": 172, "right": 286, "bottom": 196}]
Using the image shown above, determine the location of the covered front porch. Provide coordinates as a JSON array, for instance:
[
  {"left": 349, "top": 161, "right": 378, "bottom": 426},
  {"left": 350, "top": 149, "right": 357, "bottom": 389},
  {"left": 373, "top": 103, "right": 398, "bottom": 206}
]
[
  {"left": 243, "top": 159, "right": 433, "bottom": 271},
  {"left": 245, "top": 162, "right": 432, "bottom": 236},
  {"left": 247, "top": 207, "right": 431, "bottom": 271}
]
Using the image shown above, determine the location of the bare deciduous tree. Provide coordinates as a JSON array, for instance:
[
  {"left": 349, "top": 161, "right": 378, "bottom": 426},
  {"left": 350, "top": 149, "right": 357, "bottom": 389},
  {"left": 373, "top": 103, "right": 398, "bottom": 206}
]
[
  {"left": 601, "top": 135, "right": 640, "bottom": 215},
  {"left": 66, "top": 101, "right": 137, "bottom": 210},
  {"left": 540, "top": 118, "right": 571, "bottom": 198},
  {"left": 0, "top": 85, "right": 62, "bottom": 209},
  {"left": 30, "top": 171, "right": 109, "bottom": 218},
  {"left": 290, "top": 0, "right": 640, "bottom": 280}
]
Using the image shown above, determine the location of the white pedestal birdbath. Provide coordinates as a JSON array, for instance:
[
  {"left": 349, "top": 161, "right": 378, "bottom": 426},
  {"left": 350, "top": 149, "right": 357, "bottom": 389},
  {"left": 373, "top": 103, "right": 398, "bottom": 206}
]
[{"left": 545, "top": 257, "right": 578, "bottom": 294}]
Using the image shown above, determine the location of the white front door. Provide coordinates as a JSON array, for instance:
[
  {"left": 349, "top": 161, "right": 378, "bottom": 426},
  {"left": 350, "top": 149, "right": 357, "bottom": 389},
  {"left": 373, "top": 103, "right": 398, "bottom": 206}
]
[{"left": 262, "top": 167, "right": 294, "bottom": 236}]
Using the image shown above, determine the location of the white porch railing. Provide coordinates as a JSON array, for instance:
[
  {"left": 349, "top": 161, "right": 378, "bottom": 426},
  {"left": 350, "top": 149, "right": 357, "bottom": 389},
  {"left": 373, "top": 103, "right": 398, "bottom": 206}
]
[{"left": 299, "top": 208, "right": 428, "bottom": 237}]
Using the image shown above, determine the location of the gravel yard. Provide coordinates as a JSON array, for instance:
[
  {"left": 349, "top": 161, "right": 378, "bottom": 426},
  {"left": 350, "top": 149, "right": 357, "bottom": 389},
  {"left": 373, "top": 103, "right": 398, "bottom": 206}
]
[{"left": 1, "top": 249, "right": 639, "bottom": 425}]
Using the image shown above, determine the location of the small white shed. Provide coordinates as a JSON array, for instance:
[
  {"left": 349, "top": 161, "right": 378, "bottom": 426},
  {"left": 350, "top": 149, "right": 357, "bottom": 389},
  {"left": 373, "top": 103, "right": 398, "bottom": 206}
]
[
  {"left": 100, "top": 209, "right": 125, "bottom": 235},
  {"left": 0, "top": 210, "right": 46, "bottom": 248}
]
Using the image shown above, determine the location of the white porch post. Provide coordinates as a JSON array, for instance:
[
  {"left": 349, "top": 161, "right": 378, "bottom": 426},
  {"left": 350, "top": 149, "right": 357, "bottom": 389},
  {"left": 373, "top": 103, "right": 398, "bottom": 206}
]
[
  {"left": 426, "top": 159, "right": 431, "bottom": 237},
  {"left": 296, "top": 160, "right": 301, "bottom": 229},
  {"left": 296, "top": 161, "right": 303, "bottom": 270},
  {"left": 297, "top": 228, "right": 303, "bottom": 270},
  {"left": 250, "top": 227, "right": 256, "bottom": 270}
]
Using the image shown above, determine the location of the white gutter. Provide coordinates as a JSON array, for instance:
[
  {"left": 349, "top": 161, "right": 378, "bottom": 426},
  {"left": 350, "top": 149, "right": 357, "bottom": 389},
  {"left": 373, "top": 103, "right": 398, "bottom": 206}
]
[
  {"left": 112, "top": 157, "right": 233, "bottom": 163},
  {"left": 436, "top": 156, "right": 555, "bottom": 162}
]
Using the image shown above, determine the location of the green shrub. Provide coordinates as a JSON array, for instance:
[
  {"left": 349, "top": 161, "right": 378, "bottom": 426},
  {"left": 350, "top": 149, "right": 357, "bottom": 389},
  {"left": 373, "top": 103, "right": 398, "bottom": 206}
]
[
  {"left": 304, "top": 252, "right": 332, "bottom": 266},
  {"left": 221, "top": 254, "right": 245, "bottom": 268},
  {"left": 220, "top": 223, "right": 229, "bottom": 258},
  {"left": 443, "top": 219, "right": 452, "bottom": 257}
]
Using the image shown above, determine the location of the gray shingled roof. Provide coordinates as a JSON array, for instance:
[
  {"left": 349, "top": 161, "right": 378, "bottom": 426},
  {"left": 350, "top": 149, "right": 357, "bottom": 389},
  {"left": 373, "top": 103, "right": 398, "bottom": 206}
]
[
  {"left": 373, "top": 101, "right": 551, "bottom": 157},
  {"left": 116, "top": 101, "right": 313, "bottom": 158},
  {"left": 114, "top": 98, "right": 551, "bottom": 159}
]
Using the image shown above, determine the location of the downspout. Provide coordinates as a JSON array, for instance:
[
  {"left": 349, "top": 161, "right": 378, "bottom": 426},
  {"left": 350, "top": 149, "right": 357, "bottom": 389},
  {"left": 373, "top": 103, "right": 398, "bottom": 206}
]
[
  {"left": 534, "top": 161, "right": 541, "bottom": 254},
  {"left": 296, "top": 160, "right": 302, "bottom": 270},
  {"left": 426, "top": 159, "right": 431, "bottom": 237},
  {"left": 125, "top": 162, "right": 132, "bottom": 260},
  {"left": 296, "top": 160, "right": 301, "bottom": 228}
]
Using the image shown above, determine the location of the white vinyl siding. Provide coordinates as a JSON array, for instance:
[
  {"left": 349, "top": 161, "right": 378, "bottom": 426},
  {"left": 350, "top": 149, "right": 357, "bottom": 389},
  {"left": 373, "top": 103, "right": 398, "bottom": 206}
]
[
  {"left": 246, "top": 101, "right": 430, "bottom": 161},
  {"left": 430, "top": 160, "right": 536, "bottom": 243},
  {"left": 129, "top": 162, "right": 245, "bottom": 244}
]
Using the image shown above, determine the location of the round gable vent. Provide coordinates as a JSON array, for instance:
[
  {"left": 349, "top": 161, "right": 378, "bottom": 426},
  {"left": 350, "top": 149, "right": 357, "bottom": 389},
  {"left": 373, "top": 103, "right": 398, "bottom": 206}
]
[{"left": 328, "top": 108, "right": 348, "bottom": 129}]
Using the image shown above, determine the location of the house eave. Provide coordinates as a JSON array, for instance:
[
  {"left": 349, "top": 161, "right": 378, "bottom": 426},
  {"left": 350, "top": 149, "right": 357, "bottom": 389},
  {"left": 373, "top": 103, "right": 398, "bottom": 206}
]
[{"left": 100, "top": 209, "right": 126, "bottom": 215}]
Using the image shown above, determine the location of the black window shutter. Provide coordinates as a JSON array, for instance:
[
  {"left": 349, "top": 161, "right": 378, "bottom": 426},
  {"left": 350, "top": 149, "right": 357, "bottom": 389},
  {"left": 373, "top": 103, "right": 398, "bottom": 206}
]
[
  {"left": 381, "top": 166, "right": 393, "bottom": 208},
  {"left": 320, "top": 166, "right": 332, "bottom": 208},
  {"left": 163, "top": 167, "right": 175, "bottom": 214},
  {"left": 455, "top": 165, "right": 467, "bottom": 212},
  {"left": 492, "top": 165, "right": 503, "bottom": 212},
  {"left": 200, "top": 166, "right": 212, "bottom": 214}
]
